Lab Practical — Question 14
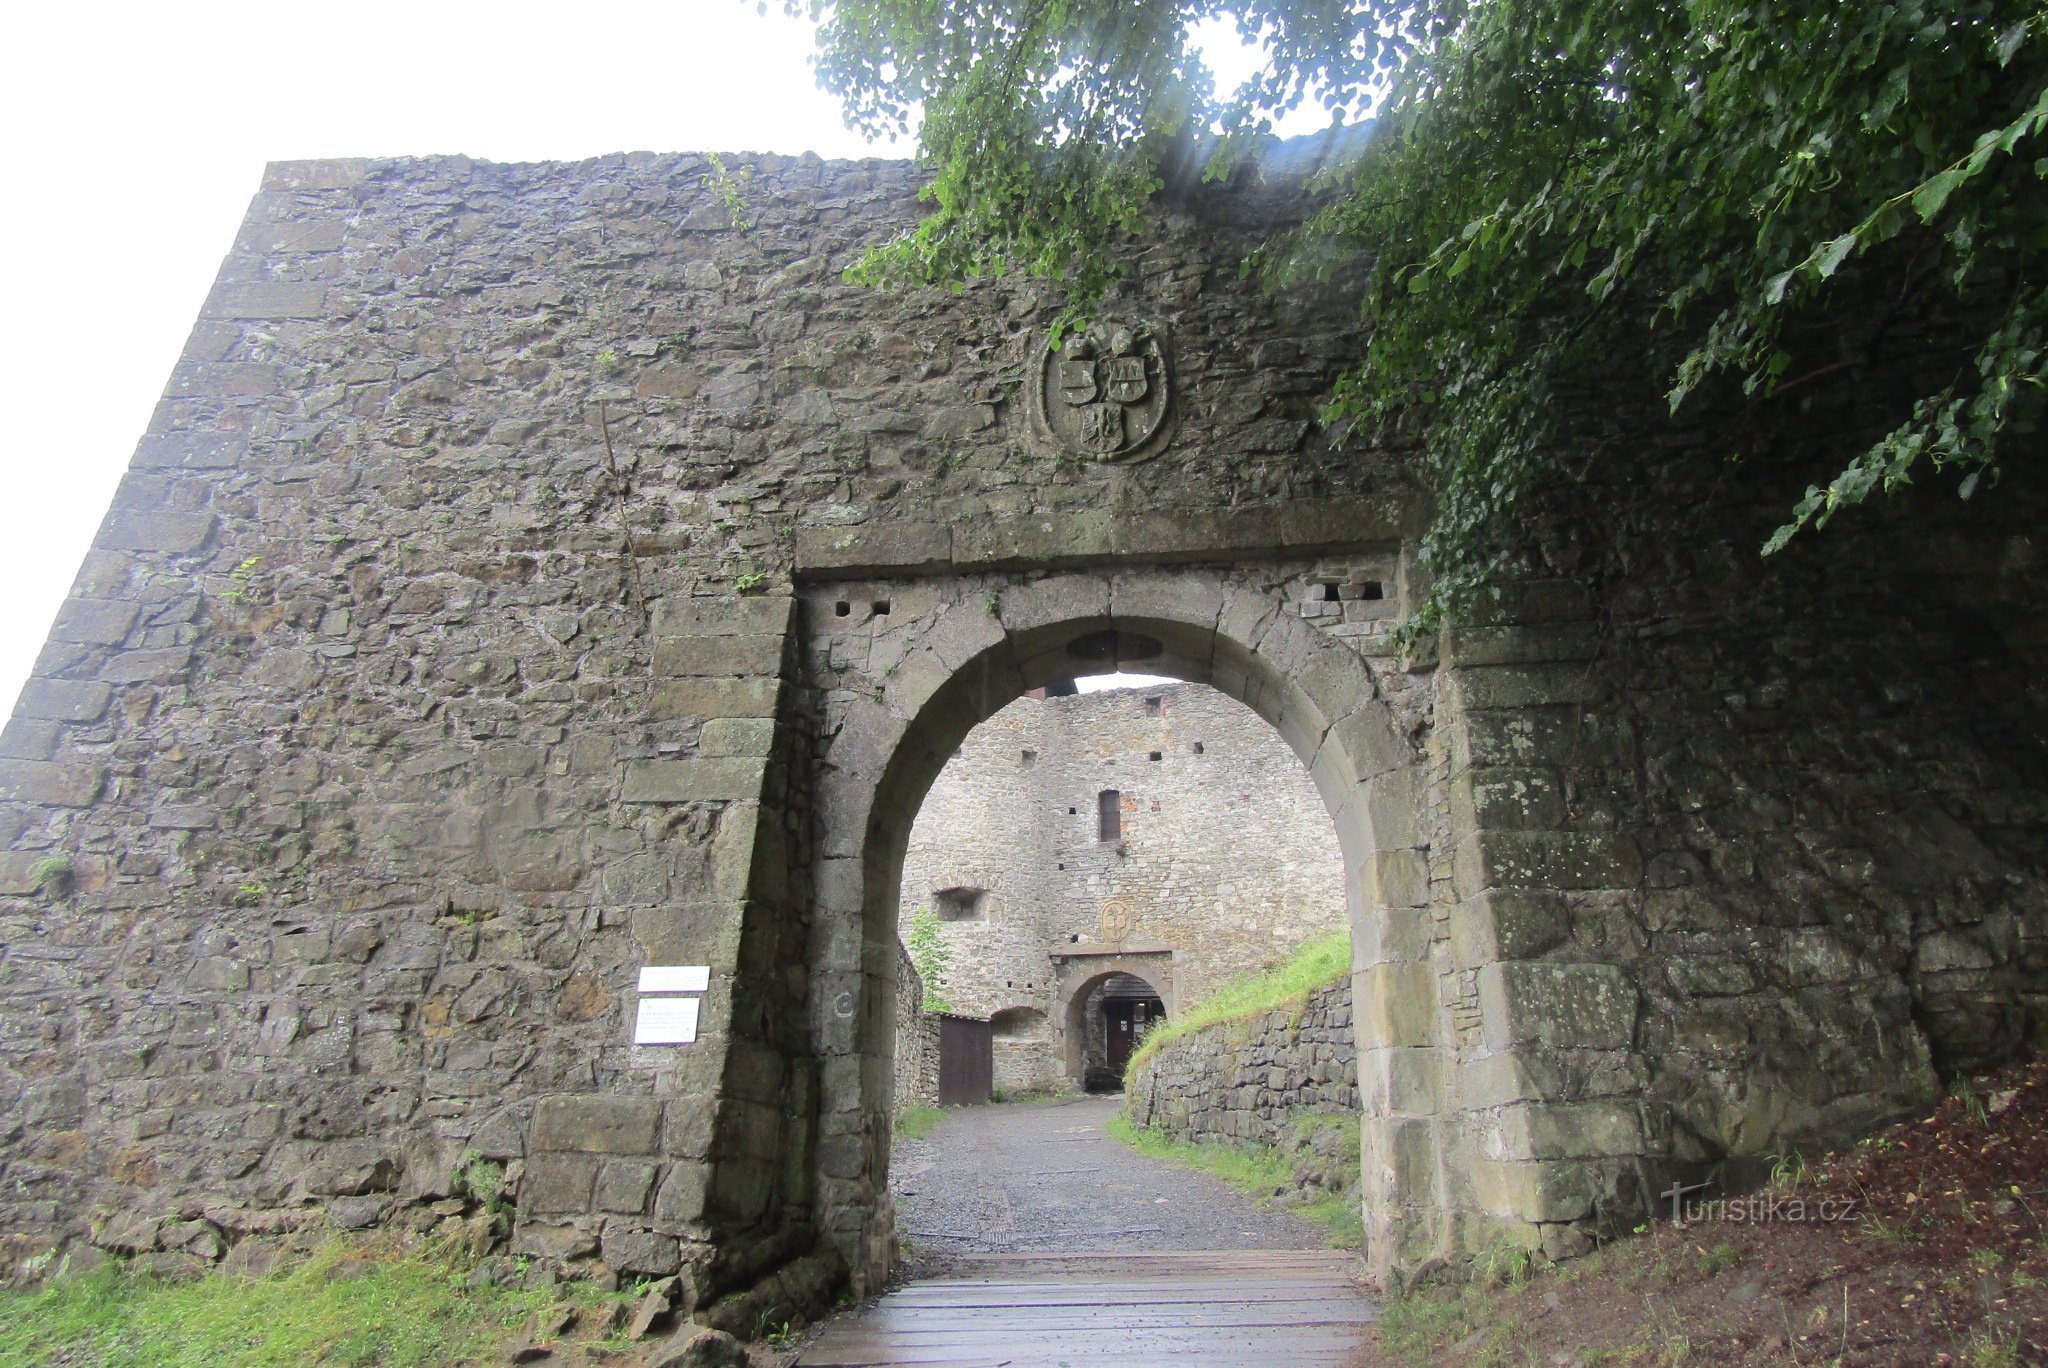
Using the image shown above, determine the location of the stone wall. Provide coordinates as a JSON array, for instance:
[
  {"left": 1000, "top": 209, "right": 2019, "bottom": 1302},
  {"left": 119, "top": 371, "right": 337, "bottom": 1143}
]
[
  {"left": 897, "top": 681, "right": 1347, "bottom": 1087},
  {"left": 891, "top": 941, "right": 939, "bottom": 1113},
  {"left": 1125, "top": 979, "right": 1359, "bottom": 1149},
  {"left": 0, "top": 137, "right": 2041, "bottom": 1297}
]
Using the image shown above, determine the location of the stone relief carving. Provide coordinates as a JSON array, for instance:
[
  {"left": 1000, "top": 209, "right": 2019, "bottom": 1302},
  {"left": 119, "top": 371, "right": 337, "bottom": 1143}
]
[{"left": 1031, "top": 319, "right": 1177, "bottom": 462}]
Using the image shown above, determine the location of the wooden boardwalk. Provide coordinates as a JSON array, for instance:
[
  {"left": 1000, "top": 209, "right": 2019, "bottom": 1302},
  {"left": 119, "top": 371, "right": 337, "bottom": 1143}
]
[{"left": 796, "top": 1250, "right": 1377, "bottom": 1367}]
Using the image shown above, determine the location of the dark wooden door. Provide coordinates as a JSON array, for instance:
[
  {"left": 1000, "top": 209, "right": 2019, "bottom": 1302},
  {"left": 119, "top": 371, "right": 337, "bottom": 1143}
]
[
  {"left": 937, "top": 1015, "right": 993, "bottom": 1106},
  {"left": 1103, "top": 996, "right": 1163, "bottom": 1080}
]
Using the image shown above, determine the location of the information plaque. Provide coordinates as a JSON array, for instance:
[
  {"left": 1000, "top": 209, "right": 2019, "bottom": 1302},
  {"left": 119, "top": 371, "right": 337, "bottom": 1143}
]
[{"left": 633, "top": 996, "right": 701, "bottom": 1045}]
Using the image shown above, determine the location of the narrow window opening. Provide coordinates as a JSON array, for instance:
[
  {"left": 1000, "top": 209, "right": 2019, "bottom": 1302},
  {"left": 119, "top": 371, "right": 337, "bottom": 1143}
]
[
  {"left": 1147, "top": 750, "right": 1162, "bottom": 762},
  {"left": 1192, "top": 741, "right": 1205, "bottom": 755},
  {"left": 1068, "top": 806, "right": 1078, "bottom": 816},
  {"left": 1097, "top": 789, "right": 1122, "bottom": 842},
  {"left": 1021, "top": 749, "right": 1037, "bottom": 768},
  {"left": 1144, "top": 696, "right": 1161, "bottom": 716},
  {"left": 833, "top": 600, "right": 850, "bottom": 617},
  {"left": 872, "top": 599, "right": 891, "bottom": 615},
  {"left": 1318, "top": 582, "right": 1340, "bottom": 601},
  {"left": 1361, "top": 581, "right": 1386, "bottom": 601}
]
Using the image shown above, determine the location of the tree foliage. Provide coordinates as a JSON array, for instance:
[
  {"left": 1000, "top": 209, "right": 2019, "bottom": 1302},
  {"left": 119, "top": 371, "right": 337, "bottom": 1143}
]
[{"left": 781, "top": 1, "right": 2048, "bottom": 628}]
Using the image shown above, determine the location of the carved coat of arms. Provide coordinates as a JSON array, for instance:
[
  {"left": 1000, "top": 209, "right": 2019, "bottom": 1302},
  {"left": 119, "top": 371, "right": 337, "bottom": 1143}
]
[{"left": 1032, "top": 320, "right": 1176, "bottom": 462}]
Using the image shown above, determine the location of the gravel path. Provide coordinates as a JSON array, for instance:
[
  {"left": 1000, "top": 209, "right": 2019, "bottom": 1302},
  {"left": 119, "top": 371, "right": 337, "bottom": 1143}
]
[{"left": 889, "top": 1096, "right": 1333, "bottom": 1274}]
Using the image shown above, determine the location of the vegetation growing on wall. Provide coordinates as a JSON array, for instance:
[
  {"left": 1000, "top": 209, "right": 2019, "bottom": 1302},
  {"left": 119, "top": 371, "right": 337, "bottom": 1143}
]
[
  {"left": 1127, "top": 928, "right": 1349, "bottom": 1071},
  {"left": 781, "top": 0, "right": 2048, "bottom": 631},
  {"left": 905, "top": 905, "right": 954, "bottom": 1012}
]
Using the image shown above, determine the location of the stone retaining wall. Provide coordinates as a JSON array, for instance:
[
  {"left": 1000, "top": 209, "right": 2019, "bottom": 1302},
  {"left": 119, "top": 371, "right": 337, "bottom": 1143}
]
[
  {"left": 1125, "top": 978, "right": 1358, "bottom": 1149},
  {"left": 893, "top": 942, "right": 939, "bottom": 1113}
]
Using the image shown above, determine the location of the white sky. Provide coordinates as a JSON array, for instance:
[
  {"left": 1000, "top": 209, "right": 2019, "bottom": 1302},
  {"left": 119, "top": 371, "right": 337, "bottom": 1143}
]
[{"left": 0, "top": 3, "right": 1298, "bottom": 718}]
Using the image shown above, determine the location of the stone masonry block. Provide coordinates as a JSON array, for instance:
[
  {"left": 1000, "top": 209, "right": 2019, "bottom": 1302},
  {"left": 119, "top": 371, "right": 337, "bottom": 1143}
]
[
  {"left": 698, "top": 718, "right": 776, "bottom": 758},
  {"left": 533, "top": 1095, "right": 665, "bottom": 1155},
  {"left": 954, "top": 508, "right": 1119, "bottom": 568},
  {"left": 622, "top": 758, "right": 766, "bottom": 805},
  {"left": 1470, "top": 1158, "right": 1595, "bottom": 1223},
  {"left": 133, "top": 431, "right": 246, "bottom": 470},
  {"left": 1353, "top": 907, "right": 1434, "bottom": 968},
  {"left": 15, "top": 679, "right": 112, "bottom": 723},
  {"left": 1450, "top": 889, "right": 1571, "bottom": 968},
  {"left": 1358, "top": 1047, "right": 1441, "bottom": 1116},
  {"left": 1442, "top": 622, "right": 1601, "bottom": 668},
  {"left": 1361, "top": 1115, "right": 1439, "bottom": 1205},
  {"left": 206, "top": 281, "right": 330, "bottom": 319},
  {"left": 0, "top": 719, "right": 58, "bottom": 761},
  {"left": 1453, "top": 830, "right": 1642, "bottom": 900},
  {"left": 1450, "top": 766, "right": 1568, "bottom": 832},
  {"left": 0, "top": 760, "right": 104, "bottom": 807},
  {"left": 653, "top": 635, "right": 785, "bottom": 677},
  {"left": 1448, "top": 663, "right": 1599, "bottom": 712},
  {"left": 1362, "top": 769, "right": 1421, "bottom": 849},
  {"left": 51, "top": 599, "right": 138, "bottom": 646},
  {"left": 0, "top": 852, "right": 46, "bottom": 896},
  {"left": 262, "top": 158, "right": 371, "bottom": 190},
  {"left": 795, "top": 522, "right": 951, "bottom": 577},
  {"left": 652, "top": 595, "right": 795, "bottom": 639},
  {"left": 99, "top": 512, "right": 215, "bottom": 555},
  {"left": 648, "top": 678, "right": 780, "bottom": 721},
  {"left": 1491, "top": 1101, "right": 1645, "bottom": 1162},
  {"left": 1363, "top": 849, "right": 1428, "bottom": 910},
  {"left": 1324, "top": 706, "right": 1408, "bottom": 784},
  {"left": 1479, "top": 961, "right": 1637, "bottom": 1052},
  {"left": 1355, "top": 962, "right": 1436, "bottom": 1048},
  {"left": 994, "top": 573, "right": 1111, "bottom": 635},
  {"left": 521, "top": 1153, "right": 599, "bottom": 1213},
  {"left": 600, "top": 1228, "right": 680, "bottom": 1277}
]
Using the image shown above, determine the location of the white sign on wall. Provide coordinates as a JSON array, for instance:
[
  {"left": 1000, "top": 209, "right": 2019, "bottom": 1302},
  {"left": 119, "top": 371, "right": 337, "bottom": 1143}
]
[
  {"left": 638, "top": 965, "right": 711, "bottom": 995},
  {"left": 632, "top": 964, "right": 711, "bottom": 1045},
  {"left": 633, "top": 996, "right": 702, "bottom": 1046}
]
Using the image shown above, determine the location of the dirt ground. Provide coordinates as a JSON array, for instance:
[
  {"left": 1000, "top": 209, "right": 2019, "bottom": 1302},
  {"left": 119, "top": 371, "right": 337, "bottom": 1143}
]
[{"left": 1360, "top": 1055, "right": 2048, "bottom": 1365}]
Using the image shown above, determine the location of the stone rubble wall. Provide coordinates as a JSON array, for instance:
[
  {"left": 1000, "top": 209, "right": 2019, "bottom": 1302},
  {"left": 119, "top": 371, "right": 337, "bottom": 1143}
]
[
  {"left": 0, "top": 135, "right": 2042, "bottom": 1294},
  {"left": 1125, "top": 978, "right": 1358, "bottom": 1150},
  {"left": 892, "top": 940, "right": 939, "bottom": 1113}
]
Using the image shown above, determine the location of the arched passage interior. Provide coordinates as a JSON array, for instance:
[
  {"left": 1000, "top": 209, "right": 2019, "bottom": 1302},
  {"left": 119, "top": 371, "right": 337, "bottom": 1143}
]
[{"left": 800, "top": 569, "right": 1438, "bottom": 1291}]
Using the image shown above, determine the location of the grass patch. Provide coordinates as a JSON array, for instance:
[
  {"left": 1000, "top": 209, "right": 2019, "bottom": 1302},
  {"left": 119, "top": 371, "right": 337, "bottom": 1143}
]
[
  {"left": 1128, "top": 930, "right": 1349, "bottom": 1071},
  {"left": 895, "top": 1105, "right": 946, "bottom": 1142},
  {"left": 1105, "top": 1113, "right": 1361, "bottom": 1249},
  {"left": 0, "top": 1233, "right": 622, "bottom": 1368}
]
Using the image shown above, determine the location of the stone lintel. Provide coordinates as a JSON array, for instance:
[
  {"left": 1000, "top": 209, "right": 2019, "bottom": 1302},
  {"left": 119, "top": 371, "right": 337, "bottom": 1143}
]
[
  {"left": 622, "top": 758, "right": 767, "bottom": 804},
  {"left": 792, "top": 496, "right": 1419, "bottom": 580}
]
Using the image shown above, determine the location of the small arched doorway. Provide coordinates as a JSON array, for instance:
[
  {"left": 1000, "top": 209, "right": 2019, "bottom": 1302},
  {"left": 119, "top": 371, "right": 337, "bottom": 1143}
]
[{"left": 1076, "top": 971, "right": 1166, "bottom": 1092}]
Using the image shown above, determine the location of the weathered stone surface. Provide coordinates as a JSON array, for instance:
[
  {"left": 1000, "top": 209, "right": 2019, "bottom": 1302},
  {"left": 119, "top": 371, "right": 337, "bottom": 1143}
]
[
  {"left": 647, "top": 678, "right": 781, "bottom": 721},
  {"left": 0, "top": 760, "right": 102, "bottom": 806},
  {"left": 533, "top": 1096, "right": 665, "bottom": 1155},
  {"left": 1478, "top": 962, "right": 1637, "bottom": 1052},
  {"left": 15, "top": 679, "right": 111, "bottom": 724},
  {"left": 0, "top": 145, "right": 2038, "bottom": 1301},
  {"left": 601, "top": 1227, "right": 680, "bottom": 1277},
  {"left": 97, "top": 511, "right": 214, "bottom": 554},
  {"left": 622, "top": 759, "right": 766, "bottom": 804},
  {"left": 650, "top": 1328, "right": 749, "bottom": 1368}
]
